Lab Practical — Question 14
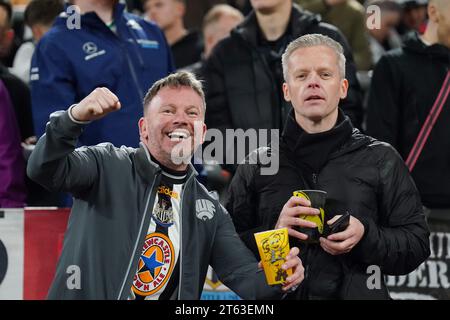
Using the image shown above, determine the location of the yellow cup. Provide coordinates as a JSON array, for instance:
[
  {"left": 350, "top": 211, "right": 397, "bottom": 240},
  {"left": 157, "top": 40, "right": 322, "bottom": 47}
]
[
  {"left": 254, "top": 228, "right": 292, "bottom": 285},
  {"left": 293, "top": 190, "right": 326, "bottom": 243}
]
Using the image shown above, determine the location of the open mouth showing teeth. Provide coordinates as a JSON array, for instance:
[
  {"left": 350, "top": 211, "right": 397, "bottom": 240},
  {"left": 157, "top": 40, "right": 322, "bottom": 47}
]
[
  {"left": 306, "top": 95, "right": 324, "bottom": 101},
  {"left": 167, "top": 131, "right": 189, "bottom": 140}
]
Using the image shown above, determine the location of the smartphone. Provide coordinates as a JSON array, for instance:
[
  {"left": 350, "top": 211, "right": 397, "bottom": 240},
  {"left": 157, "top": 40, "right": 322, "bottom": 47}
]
[{"left": 322, "top": 211, "right": 351, "bottom": 237}]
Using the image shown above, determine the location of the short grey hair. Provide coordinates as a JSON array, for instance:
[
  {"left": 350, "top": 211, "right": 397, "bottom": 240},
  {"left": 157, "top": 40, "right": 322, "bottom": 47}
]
[
  {"left": 202, "top": 4, "right": 244, "bottom": 32},
  {"left": 143, "top": 71, "right": 206, "bottom": 115},
  {"left": 282, "top": 34, "right": 346, "bottom": 80}
]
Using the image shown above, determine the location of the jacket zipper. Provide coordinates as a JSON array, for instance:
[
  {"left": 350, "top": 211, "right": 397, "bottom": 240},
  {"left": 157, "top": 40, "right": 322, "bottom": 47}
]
[
  {"left": 177, "top": 185, "right": 185, "bottom": 300},
  {"left": 124, "top": 17, "right": 145, "bottom": 68},
  {"left": 107, "top": 16, "right": 145, "bottom": 98},
  {"left": 116, "top": 177, "right": 157, "bottom": 299},
  {"left": 312, "top": 173, "right": 318, "bottom": 185},
  {"left": 177, "top": 175, "right": 194, "bottom": 300},
  {"left": 125, "top": 50, "right": 144, "bottom": 98}
]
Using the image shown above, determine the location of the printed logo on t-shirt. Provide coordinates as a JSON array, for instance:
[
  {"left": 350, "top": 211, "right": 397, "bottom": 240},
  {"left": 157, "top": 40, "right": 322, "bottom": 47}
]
[
  {"left": 158, "top": 186, "right": 179, "bottom": 200},
  {"left": 153, "top": 199, "right": 174, "bottom": 227},
  {"left": 131, "top": 233, "right": 175, "bottom": 297}
]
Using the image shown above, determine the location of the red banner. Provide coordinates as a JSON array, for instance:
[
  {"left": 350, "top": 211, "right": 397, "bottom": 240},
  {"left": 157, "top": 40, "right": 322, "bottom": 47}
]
[{"left": 0, "top": 208, "right": 70, "bottom": 300}]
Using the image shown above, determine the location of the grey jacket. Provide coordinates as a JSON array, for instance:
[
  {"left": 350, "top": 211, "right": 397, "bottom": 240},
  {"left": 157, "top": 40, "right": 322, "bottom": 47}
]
[{"left": 27, "top": 110, "right": 283, "bottom": 300}]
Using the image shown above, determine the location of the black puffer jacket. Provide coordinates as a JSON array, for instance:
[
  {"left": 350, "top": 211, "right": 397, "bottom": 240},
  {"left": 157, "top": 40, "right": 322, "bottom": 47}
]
[
  {"left": 226, "top": 111, "right": 430, "bottom": 299},
  {"left": 203, "top": 5, "right": 363, "bottom": 133},
  {"left": 367, "top": 32, "right": 450, "bottom": 210}
]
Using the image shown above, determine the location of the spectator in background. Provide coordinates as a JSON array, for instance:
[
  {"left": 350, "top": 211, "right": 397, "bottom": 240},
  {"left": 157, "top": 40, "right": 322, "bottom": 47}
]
[
  {"left": 228, "top": 0, "right": 252, "bottom": 14},
  {"left": 0, "top": 0, "right": 33, "bottom": 145},
  {"left": 396, "top": 0, "right": 428, "bottom": 36},
  {"left": 204, "top": 0, "right": 363, "bottom": 169},
  {"left": 30, "top": 0, "right": 174, "bottom": 148},
  {"left": 366, "top": 0, "right": 402, "bottom": 65},
  {"left": 184, "top": 4, "right": 244, "bottom": 191},
  {"left": 0, "top": 0, "right": 15, "bottom": 67},
  {"left": 367, "top": 0, "right": 449, "bottom": 299},
  {"left": 0, "top": 2, "right": 55, "bottom": 207},
  {"left": 295, "top": 0, "right": 373, "bottom": 70},
  {"left": 203, "top": 4, "right": 244, "bottom": 58},
  {"left": 145, "top": 0, "right": 203, "bottom": 68},
  {"left": 182, "top": 0, "right": 227, "bottom": 30},
  {"left": 125, "top": 0, "right": 144, "bottom": 14},
  {"left": 0, "top": 79, "right": 26, "bottom": 208},
  {"left": 186, "top": 4, "right": 244, "bottom": 78},
  {"left": 10, "top": 0, "right": 64, "bottom": 84},
  {"left": 367, "top": 0, "right": 450, "bottom": 220}
]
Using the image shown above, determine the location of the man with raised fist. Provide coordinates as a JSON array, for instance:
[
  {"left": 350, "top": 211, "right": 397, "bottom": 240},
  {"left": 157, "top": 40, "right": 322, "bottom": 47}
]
[{"left": 27, "top": 71, "right": 305, "bottom": 300}]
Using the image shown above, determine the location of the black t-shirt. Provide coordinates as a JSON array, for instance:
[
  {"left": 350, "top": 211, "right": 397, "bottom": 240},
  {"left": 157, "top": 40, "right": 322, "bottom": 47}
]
[{"left": 171, "top": 31, "right": 204, "bottom": 69}]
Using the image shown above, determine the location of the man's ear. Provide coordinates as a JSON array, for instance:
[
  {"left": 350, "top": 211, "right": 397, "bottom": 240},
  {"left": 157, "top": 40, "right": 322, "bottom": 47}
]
[
  {"left": 340, "top": 78, "right": 349, "bottom": 99},
  {"left": 0, "top": 29, "right": 14, "bottom": 50},
  {"left": 176, "top": 1, "right": 186, "bottom": 18},
  {"left": 5, "top": 29, "right": 14, "bottom": 41},
  {"left": 283, "top": 82, "right": 291, "bottom": 102},
  {"left": 138, "top": 117, "right": 148, "bottom": 141},
  {"left": 31, "top": 25, "right": 46, "bottom": 42},
  {"left": 428, "top": 3, "right": 439, "bottom": 23},
  {"left": 205, "top": 33, "right": 214, "bottom": 51},
  {"left": 201, "top": 123, "right": 207, "bottom": 144},
  {"left": 193, "top": 119, "right": 207, "bottom": 144}
]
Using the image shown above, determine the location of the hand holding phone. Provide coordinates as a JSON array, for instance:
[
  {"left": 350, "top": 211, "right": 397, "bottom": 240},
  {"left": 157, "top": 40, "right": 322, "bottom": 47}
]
[{"left": 322, "top": 211, "right": 350, "bottom": 237}]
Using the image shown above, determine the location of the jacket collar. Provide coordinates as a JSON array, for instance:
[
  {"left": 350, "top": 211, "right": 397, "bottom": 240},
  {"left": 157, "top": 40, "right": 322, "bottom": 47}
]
[
  {"left": 281, "top": 109, "right": 353, "bottom": 172},
  {"left": 134, "top": 143, "right": 197, "bottom": 185},
  {"left": 330, "top": 128, "right": 374, "bottom": 160},
  {"left": 281, "top": 109, "right": 372, "bottom": 164},
  {"left": 232, "top": 4, "right": 320, "bottom": 48}
]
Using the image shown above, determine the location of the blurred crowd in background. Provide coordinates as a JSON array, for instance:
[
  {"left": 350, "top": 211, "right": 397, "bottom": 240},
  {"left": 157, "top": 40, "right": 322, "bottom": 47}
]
[{"left": 0, "top": 0, "right": 448, "bottom": 213}]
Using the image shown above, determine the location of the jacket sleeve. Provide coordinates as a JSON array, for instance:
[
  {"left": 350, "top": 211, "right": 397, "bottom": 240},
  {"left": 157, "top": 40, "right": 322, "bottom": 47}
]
[
  {"left": 30, "top": 39, "right": 77, "bottom": 139},
  {"left": 210, "top": 203, "right": 284, "bottom": 300},
  {"left": 27, "top": 110, "right": 99, "bottom": 195},
  {"left": 351, "top": 144, "right": 430, "bottom": 275},
  {"left": 225, "top": 163, "right": 269, "bottom": 257},
  {"left": 366, "top": 56, "right": 401, "bottom": 148}
]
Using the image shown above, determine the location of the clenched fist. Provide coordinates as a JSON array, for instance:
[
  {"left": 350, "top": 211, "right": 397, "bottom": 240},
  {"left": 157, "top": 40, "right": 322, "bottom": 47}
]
[{"left": 71, "top": 87, "right": 121, "bottom": 122}]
